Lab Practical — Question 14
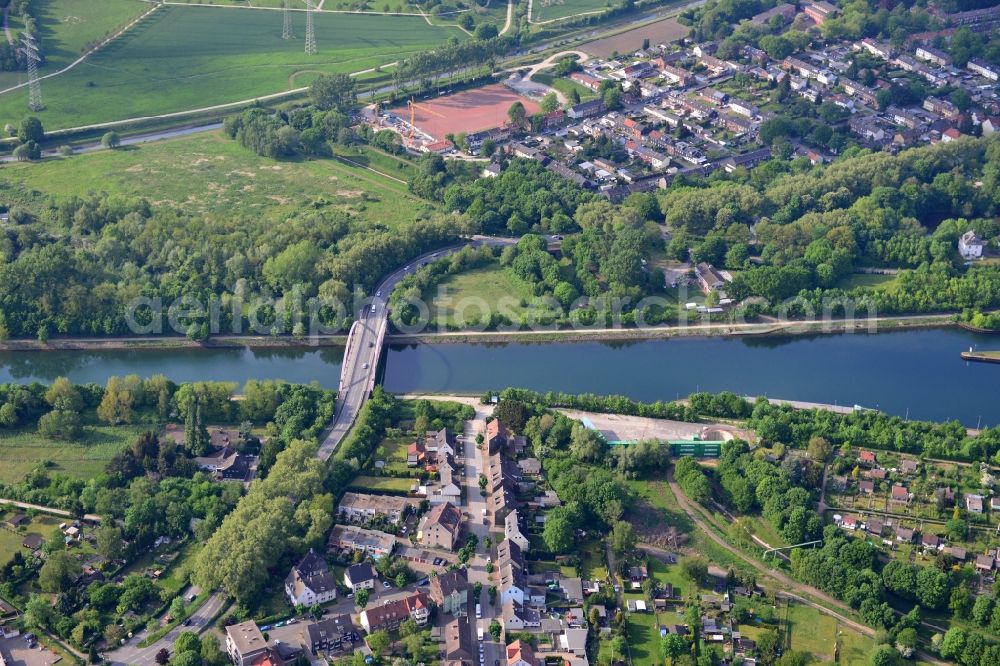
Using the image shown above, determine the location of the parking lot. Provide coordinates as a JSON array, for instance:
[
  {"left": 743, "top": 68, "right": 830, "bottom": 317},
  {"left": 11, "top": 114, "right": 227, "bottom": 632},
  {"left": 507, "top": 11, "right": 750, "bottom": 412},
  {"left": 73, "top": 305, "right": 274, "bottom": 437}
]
[{"left": 0, "top": 635, "right": 62, "bottom": 666}]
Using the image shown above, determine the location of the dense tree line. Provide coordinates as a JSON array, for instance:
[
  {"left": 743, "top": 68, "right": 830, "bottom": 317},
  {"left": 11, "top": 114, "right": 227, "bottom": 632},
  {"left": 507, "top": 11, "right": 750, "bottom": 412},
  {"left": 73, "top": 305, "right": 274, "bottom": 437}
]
[{"left": 484, "top": 386, "right": 699, "bottom": 421}]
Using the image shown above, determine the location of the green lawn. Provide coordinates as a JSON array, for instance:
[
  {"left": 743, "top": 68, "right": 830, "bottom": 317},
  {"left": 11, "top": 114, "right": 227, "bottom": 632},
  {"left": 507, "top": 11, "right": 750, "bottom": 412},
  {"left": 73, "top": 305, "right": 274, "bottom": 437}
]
[
  {"left": 625, "top": 609, "right": 662, "bottom": 666},
  {"left": 0, "top": 514, "right": 62, "bottom": 563},
  {"left": 784, "top": 601, "right": 874, "bottom": 666},
  {"left": 0, "top": 422, "right": 146, "bottom": 485},
  {"left": 0, "top": 0, "right": 147, "bottom": 91},
  {"left": 348, "top": 475, "right": 416, "bottom": 493},
  {"left": 836, "top": 273, "right": 900, "bottom": 293},
  {"left": 0, "top": 4, "right": 465, "bottom": 129},
  {"left": 531, "top": 72, "right": 598, "bottom": 102},
  {"left": 0, "top": 131, "right": 431, "bottom": 227},
  {"left": 531, "top": 0, "right": 613, "bottom": 21},
  {"left": 426, "top": 263, "right": 539, "bottom": 328}
]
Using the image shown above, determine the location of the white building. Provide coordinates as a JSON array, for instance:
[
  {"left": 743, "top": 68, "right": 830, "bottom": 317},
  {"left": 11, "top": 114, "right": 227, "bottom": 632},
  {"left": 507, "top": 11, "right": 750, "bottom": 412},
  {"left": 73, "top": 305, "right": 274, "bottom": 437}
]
[{"left": 958, "top": 230, "right": 985, "bottom": 260}]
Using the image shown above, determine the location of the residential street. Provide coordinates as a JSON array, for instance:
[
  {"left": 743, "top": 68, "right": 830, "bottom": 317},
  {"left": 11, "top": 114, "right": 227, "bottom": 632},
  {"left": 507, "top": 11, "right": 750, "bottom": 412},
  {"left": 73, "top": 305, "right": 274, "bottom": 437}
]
[{"left": 108, "top": 588, "right": 227, "bottom": 666}]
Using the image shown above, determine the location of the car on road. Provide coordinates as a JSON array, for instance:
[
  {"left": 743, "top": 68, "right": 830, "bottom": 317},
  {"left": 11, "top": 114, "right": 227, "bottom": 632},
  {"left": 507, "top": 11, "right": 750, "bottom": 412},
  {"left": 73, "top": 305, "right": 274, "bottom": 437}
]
[
  {"left": 183, "top": 619, "right": 192, "bottom": 626},
  {"left": 376, "top": 290, "right": 382, "bottom": 297},
  {"left": 371, "top": 305, "right": 377, "bottom": 312},
  {"left": 368, "top": 341, "right": 374, "bottom": 347},
  {"left": 382, "top": 581, "right": 391, "bottom": 588}
]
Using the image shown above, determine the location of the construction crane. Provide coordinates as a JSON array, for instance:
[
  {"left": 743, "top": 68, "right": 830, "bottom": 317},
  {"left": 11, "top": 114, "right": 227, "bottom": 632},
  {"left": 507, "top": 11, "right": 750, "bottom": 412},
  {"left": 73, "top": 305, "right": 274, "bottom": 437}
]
[{"left": 407, "top": 97, "right": 446, "bottom": 139}]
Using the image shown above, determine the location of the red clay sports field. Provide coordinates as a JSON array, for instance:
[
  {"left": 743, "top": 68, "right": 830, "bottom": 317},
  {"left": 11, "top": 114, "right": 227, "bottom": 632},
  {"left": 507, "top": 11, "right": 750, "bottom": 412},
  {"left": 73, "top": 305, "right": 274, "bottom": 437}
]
[{"left": 390, "top": 84, "right": 541, "bottom": 140}]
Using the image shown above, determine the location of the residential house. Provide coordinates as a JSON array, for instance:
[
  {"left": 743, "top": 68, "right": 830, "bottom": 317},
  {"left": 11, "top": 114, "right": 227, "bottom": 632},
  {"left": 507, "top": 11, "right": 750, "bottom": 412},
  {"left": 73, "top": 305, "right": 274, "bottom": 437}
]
[
  {"left": 975, "top": 554, "right": 995, "bottom": 573},
  {"left": 505, "top": 510, "right": 531, "bottom": 550},
  {"left": 306, "top": 614, "right": 359, "bottom": 655},
  {"left": 991, "top": 496, "right": 1000, "bottom": 512},
  {"left": 502, "top": 599, "right": 541, "bottom": 631},
  {"left": 840, "top": 515, "right": 859, "bottom": 530},
  {"left": 899, "top": 459, "right": 920, "bottom": 475},
  {"left": 328, "top": 525, "right": 395, "bottom": 559},
  {"left": 407, "top": 441, "right": 428, "bottom": 467},
  {"left": 896, "top": 526, "right": 916, "bottom": 543},
  {"left": 444, "top": 617, "right": 475, "bottom": 663},
  {"left": 426, "top": 428, "right": 456, "bottom": 456},
  {"left": 567, "top": 99, "right": 606, "bottom": 120},
  {"left": 285, "top": 549, "right": 337, "bottom": 606},
  {"left": 559, "top": 628, "right": 589, "bottom": 657},
  {"left": 418, "top": 501, "right": 462, "bottom": 550},
  {"left": 867, "top": 519, "right": 885, "bottom": 537},
  {"left": 429, "top": 569, "right": 470, "bottom": 615},
  {"left": 966, "top": 494, "right": 985, "bottom": 514},
  {"left": 507, "top": 640, "right": 536, "bottom": 666},
  {"left": 803, "top": 0, "right": 838, "bottom": 24},
  {"left": 922, "top": 533, "right": 942, "bottom": 550},
  {"left": 343, "top": 563, "right": 377, "bottom": 593},
  {"left": 518, "top": 458, "right": 541, "bottom": 476},
  {"left": 486, "top": 419, "right": 510, "bottom": 454},
  {"left": 923, "top": 97, "right": 959, "bottom": 119},
  {"left": 4, "top": 513, "right": 27, "bottom": 529},
  {"left": 859, "top": 480, "right": 875, "bottom": 495},
  {"left": 948, "top": 546, "right": 967, "bottom": 561},
  {"left": 859, "top": 450, "right": 877, "bottom": 465},
  {"left": 338, "top": 492, "right": 417, "bottom": 524},
  {"left": 359, "top": 592, "right": 430, "bottom": 633},
  {"left": 569, "top": 72, "right": 602, "bottom": 91},
  {"left": 226, "top": 621, "right": 268, "bottom": 666},
  {"left": 890, "top": 485, "right": 910, "bottom": 505},
  {"left": 916, "top": 46, "right": 950, "bottom": 67},
  {"left": 959, "top": 231, "right": 985, "bottom": 260},
  {"left": 750, "top": 3, "right": 796, "bottom": 25},
  {"left": 968, "top": 59, "right": 1000, "bottom": 81},
  {"left": 695, "top": 262, "right": 726, "bottom": 293}
]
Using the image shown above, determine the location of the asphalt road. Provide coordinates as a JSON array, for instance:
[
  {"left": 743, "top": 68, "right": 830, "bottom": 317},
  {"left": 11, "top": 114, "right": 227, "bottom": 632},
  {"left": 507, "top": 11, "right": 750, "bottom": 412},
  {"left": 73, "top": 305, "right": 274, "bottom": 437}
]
[
  {"left": 0, "top": 123, "right": 222, "bottom": 163},
  {"left": 317, "top": 237, "right": 515, "bottom": 459},
  {"left": 108, "top": 588, "right": 227, "bottom": 666}
]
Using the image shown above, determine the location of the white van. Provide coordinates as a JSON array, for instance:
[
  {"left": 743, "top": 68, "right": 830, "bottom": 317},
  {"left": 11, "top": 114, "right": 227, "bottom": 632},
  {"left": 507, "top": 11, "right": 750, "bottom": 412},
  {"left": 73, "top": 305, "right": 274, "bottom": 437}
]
[
  {"left": 477, "top": 627, "right": 484, "bottom": 641},
  {"left": 476, "top": 604, "right": 482, "bottom": 619}
]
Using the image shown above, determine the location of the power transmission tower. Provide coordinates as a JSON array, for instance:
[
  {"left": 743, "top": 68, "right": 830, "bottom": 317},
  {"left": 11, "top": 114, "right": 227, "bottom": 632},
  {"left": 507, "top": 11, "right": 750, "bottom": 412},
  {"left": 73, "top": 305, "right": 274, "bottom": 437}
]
[
  {"left": 21, "top": 30, "right": 43, "bottom": 112},
  {"left": 282, "top": 0, "right": 293, "bottom": 39},
  {"left": 305, "top": 0, "right": 317, "bottom": 55}
]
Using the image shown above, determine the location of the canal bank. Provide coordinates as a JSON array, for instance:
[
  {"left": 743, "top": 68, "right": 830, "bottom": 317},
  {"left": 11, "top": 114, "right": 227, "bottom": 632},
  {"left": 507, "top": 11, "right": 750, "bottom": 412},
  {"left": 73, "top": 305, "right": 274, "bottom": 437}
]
[{"left": 0, "top": 327, "right": 997, "bottom": 426}]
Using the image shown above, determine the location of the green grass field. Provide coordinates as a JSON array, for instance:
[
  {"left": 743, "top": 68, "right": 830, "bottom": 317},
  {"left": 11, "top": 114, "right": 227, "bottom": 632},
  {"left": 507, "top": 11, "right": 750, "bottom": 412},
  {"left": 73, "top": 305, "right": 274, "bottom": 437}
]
[
  {"left": 783, "top": 602, "right": 874, "bottom": 665},
  {"left": 348, "top": 475, "right": 416, "bottom": 492},
  {"left": 0, "top": 514, "right": 62, "bottom": 563},
  {"left": 0, "top": 4, "right": 465, "bottom": 129},
  {"left": 625, "top": 608, "right": 662, "bottom": 666},
  {"left": 531, "top": 0, "right": 612, "bottom": 21},
  {"left": 426, "top": 263, "right": 540, "bottom": 327},
  {"left": 836, "top": 273, "right": 901, "bottom": 293},
  {"left": 0, "top": 0, "right": 147, "bottom": 91},
  {"left": 531, "top": 72, "right": 598, "bottom": 102},
  {"left": 0, "top": 131, "right": 432, "bottom": 226},
  {"left": 0, "top": 423, "right": 146, "bottom": 485}
]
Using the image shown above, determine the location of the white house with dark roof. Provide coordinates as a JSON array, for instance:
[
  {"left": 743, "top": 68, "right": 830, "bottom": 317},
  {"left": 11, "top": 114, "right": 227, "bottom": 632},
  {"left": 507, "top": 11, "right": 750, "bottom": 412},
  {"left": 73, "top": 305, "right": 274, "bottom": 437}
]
[
  {"left": 285, "top": 549, "right": 337, "bottom": 606},
  {"left": 959, "top": 231, "right": 985, "bottom": 260}
]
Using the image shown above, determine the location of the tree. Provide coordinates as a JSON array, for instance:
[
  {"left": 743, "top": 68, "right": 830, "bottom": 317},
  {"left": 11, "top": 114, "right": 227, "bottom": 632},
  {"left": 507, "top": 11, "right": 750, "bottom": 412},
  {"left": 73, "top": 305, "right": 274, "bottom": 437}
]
[
  {"left": 540, "top": 92, "right": 559, "bottom": 114},
  {"left": 661, "top": 633, "right": 688, "bottom": 662},
  {"left": 870, "top": 645, "right": 899, "bottom": 666},
  {"left": 367, "top": 630, "right": 390, "bottom": 657},
  {"left": 610, "top": 521, "right": 636, "bottom": 556},
  {"left": 569, "top": 88, "right": 581, "bottom": 105},
  {"left": 19, "top": 116, "right": 43, "bottom": 143},
  {"left": 489, "top": 619, "right": 502, "bottom": 641},
  {"left": 542, "top": 504, "right": 578, "bottom": 553},
  {"left": 603, "top": 86, "right": 622, "bottom": 110},
  {"left": 355, "top": 588, "right": 369, "bottom": 609},
  {"left": 507, "top": 101, "right": 527, "bottom": 127},
  {"left": 807, "top": 436, "right": 832, "bottom": 462},
  {"left": 101, "top": 131, "right": 121, "bottom": 149},
  {"left": 95, "top": 524, "right": 124, "bottom": 561},
  {"left": 169, "top": 596, "right": 187, "bottom": 621},
  {"left": 915, "top": 566, "right": 950, "bottom": 609},
  {"left": 311, "top": 73, "right": 357, "bottom": 112},
  {"left": 680, "top": 556, "right": 707, "bottom": 584},
  {"left": 757, "top": 630, "right": 780, "bottom": 665},
  {"left": 155, "top": 649, "right": 170, "bottom": 666},
  {"left": 38, "top": 551, "right": 82, "bottom": 593}
]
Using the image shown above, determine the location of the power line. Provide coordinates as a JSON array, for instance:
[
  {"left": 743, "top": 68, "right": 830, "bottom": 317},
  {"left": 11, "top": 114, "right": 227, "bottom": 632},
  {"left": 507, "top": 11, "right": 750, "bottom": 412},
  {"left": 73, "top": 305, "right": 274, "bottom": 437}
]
[
  {"left": 305, "top": 0, "right": 317, "bottom": 55},
  {"left": 282, "top": 0, "right": 293, "bottom": 39},
  {"left": 21, "top": 30, "right": 43, "bottom": 112}
]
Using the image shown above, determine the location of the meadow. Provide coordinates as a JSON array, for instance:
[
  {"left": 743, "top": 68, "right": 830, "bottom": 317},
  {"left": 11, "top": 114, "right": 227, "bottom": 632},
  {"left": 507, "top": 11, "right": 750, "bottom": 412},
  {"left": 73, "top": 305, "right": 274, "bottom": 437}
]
[
  {"left": 0, "top": 0, "right": 147, "bottom": 90},
  {"left": 531, "top": 0, "right": 612, "bottom": 22},
  {"left": 0, "top": 421, "right": 146, "bottom": 485},
  {"left": 0, "top": 513, "right": 62, "bottom": 563},
  {"left": 0, "top": 131, "right": 434, "bottom": 227},
  {"left": 425, "top": 263, "right": 542, "bottom": 328},
  {"left": 0, "top": 4, "right": 465, "bottom": 129}
]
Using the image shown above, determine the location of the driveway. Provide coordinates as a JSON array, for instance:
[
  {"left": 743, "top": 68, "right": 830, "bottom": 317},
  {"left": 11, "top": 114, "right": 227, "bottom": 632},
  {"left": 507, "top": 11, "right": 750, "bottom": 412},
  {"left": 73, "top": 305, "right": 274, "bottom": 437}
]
[{"left": 0, "top": 636, "right": 62, "bottom": 666}]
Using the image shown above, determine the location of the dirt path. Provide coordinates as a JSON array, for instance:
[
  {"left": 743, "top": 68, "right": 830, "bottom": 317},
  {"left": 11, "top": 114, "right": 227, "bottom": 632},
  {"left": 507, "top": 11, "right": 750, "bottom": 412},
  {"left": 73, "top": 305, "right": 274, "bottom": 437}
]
[{"left": 0, "top": 498, "right": 101, "bottom": 523}]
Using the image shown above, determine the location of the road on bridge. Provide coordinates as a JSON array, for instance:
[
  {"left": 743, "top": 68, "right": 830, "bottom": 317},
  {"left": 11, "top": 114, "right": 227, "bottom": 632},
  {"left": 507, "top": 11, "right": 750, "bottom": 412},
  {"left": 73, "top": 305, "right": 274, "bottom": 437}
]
[{"left": 317, "top": 236, "right": 515, "bottom": 459}]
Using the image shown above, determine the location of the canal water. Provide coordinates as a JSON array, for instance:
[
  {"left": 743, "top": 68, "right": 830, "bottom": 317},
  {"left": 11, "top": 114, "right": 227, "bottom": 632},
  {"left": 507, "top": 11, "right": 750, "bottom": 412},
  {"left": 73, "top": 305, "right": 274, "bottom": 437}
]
[{"left": 0, "top": 328, "right": 997, "bottom": 425}]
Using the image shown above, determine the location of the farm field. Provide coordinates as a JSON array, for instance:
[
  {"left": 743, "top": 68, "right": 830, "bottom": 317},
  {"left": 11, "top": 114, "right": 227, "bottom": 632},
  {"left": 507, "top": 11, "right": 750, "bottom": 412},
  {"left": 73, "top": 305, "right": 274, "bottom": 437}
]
[
  {"left": 582, "top": 15, "right": 687, "bottom": 56},
  {"left": 0, "top": 422, "right": 146, "bottom": 485},
  {"left": 0, "top": 131, "right": 433, "bottom": 227},
  {"left": 531, "top": 0, "right": 612, "bottom": 22},
  {"left": 0, "top": 4, "right": 465, "bottom": 130},
  {"left": 0, "top": 0, "right": 147, "bottom": 90}
]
